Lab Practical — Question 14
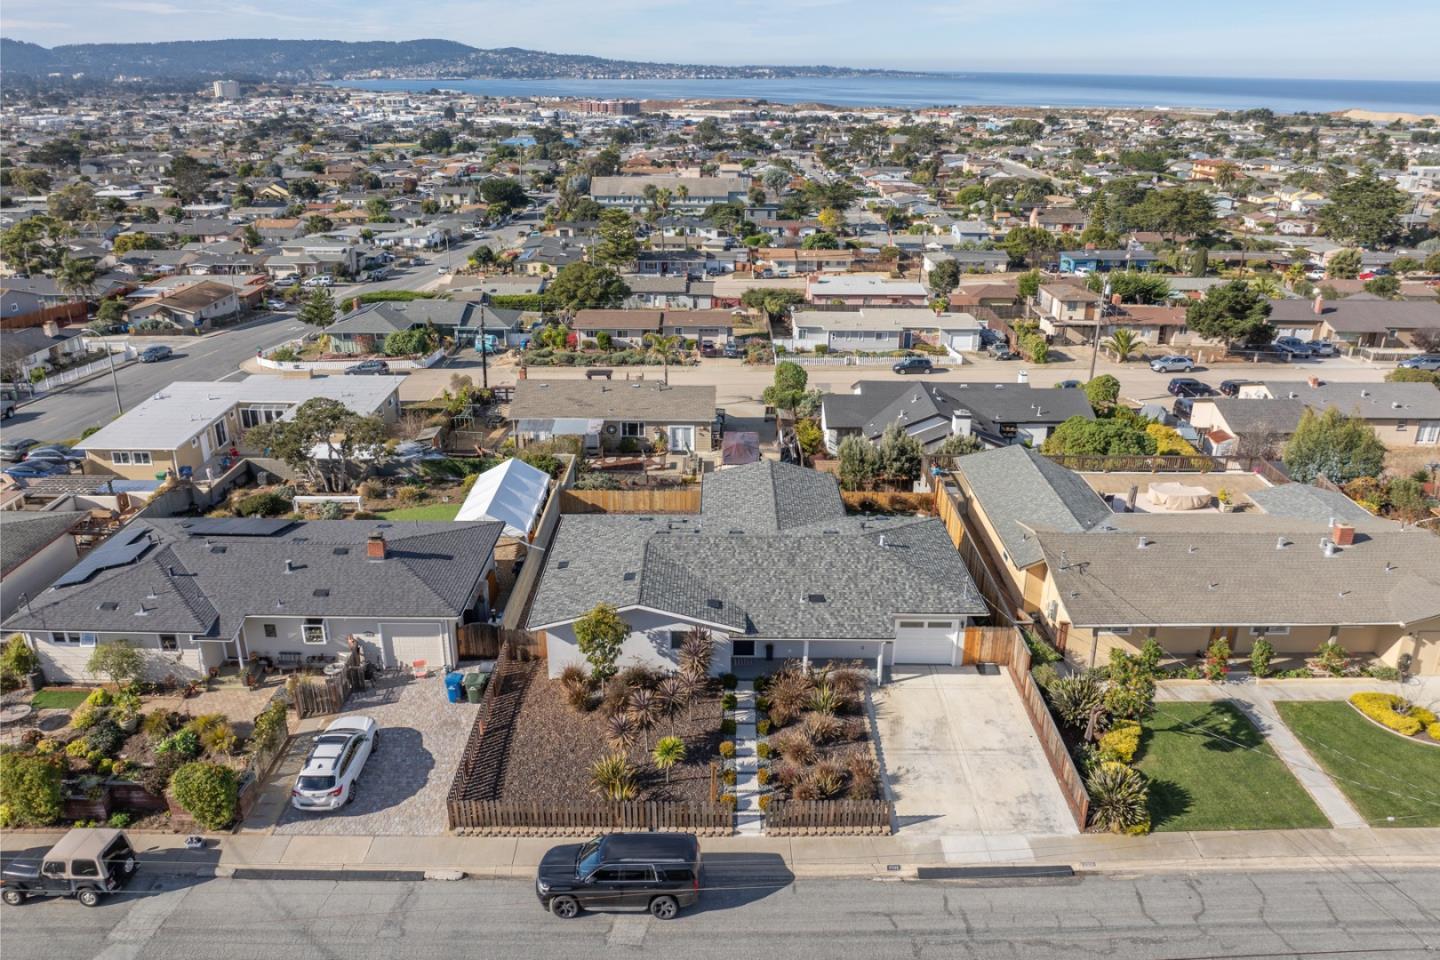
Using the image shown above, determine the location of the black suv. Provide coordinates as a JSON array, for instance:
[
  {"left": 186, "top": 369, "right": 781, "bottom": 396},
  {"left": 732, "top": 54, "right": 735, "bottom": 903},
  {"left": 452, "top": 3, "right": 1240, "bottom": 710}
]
[
  {"left": 1, "top": 828, "right": 137, "bottom": 907},
  {"left": 536, "top": 833, "right": 702, "bottom": 920},
  {"left": 892, "top": 355, "right": 933, "bottom": 375}
]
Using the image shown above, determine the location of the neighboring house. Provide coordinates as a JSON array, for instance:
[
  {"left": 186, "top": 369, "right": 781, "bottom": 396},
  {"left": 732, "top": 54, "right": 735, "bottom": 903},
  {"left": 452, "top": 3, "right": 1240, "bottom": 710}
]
[
  {"left": 805, "top": 274, "right": 928, "bottom": 306},
  {"left": 74, "top": 377, "right": 405, "bottom": 480},
  {"left": 634, "top": 250, "right": 712, "bottom": 277},
  {"left": 1236, "top": 381, "right": 1440, "bottom": 447},
  {"left": 265, "top": 237, "right": 361, "bottom": 279},
  {"left": 922, "top": 250, "right": 1010, "bottom": 275},
  {"left": 948, "top": 220, "right": 991, "bottom": 243},
  {"left": 124, "top": 280, "right": 239, "bottom": 332},
  {"left": 0, "top": 321, "right": 89, "bottom": 380},
  {"left": 755, "top": 248, "right": 858, "bottom": 275},
  {"left": 570, "top": 309, "right": 664, "bottom": 346},
  {"left": 0, "top": 511, "right": 82, "bottom": 620},
  {"left": 589, "top": 176, "right": 750, "bottom": 212},
  {"left": 325, "top": 300, "right": 523, "bottom": 353},
  {"left": 660, "top": 309, "right": 737, "bottom": 346},
  {"left": 950, "top": 447, "right": 1440, "bottom": 675},
  {"left": 1271, "top": 297, "right": 1440, "bottom": 349},
  {"left": 1096, "top": 304, "right": 1190, "bottom": 346},
  {"left": 1059, "top": 248, "right": 1158, "bottom": 273},
  {"left": 1, "top": 518, "right": 505, "bottom": 682},
  {"left": 788, "top": 308, "right": 984, "bottom": 355},
  {"left": 1034, "top": 282, "right": 1101, "bottom": 330},
  {"left": 508, "top": 379, "right": 716, "bottom": 454},
  {"left": 623, "top": 276, "right": 715, "bottom": 310},
  {"left": 515, "top": 236, "right": 586, "bottom": 276},
  {"left": 1189, "top": 398, "right": 1308, "bottom": 455},
  {"left": 528, "top": 460, "right": 987, "bottom": 676},
  {"left": 820, "top": 381, "right": 1094, "bottom": 453}
]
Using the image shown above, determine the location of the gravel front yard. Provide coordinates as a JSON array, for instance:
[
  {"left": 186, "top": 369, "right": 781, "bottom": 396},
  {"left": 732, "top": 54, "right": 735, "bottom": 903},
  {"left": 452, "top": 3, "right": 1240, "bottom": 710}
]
[
  {"left": 494, "top": 665, "right": 724, "bottom": 805},
  {"left": 270, "top": 674, "right": 479, "bottom": 836}
]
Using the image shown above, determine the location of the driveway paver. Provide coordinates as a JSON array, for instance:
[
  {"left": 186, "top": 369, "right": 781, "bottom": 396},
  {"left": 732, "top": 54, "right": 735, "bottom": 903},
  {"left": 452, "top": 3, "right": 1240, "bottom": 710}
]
[
  {"left": 873, "top": 666, "right": 1077, "bottom": 839},
  {"left": 250, "top": 674, "right": 479, "bottom": 836}
]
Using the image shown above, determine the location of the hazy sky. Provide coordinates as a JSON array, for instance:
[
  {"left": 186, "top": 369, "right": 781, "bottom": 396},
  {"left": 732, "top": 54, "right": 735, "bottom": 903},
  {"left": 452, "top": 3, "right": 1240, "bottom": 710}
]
[{"left": 4, "top": 0, "right": 1439, "bottom": 80}]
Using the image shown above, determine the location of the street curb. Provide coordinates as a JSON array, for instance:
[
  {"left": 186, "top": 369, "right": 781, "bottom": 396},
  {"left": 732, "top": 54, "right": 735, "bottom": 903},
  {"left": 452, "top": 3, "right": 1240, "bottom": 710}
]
[
  {"left": 225, "top": 867, "right": 429, "bottom": 882},
  {"left": 13, "top": 359, "right": 137, "bottom": 410}
]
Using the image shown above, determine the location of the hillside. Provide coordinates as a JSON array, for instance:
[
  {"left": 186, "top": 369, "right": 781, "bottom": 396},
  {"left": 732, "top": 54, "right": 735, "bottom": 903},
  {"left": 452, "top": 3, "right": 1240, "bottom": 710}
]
[{"left": 0, "top": 38, "right": 923, "bottom": 82}]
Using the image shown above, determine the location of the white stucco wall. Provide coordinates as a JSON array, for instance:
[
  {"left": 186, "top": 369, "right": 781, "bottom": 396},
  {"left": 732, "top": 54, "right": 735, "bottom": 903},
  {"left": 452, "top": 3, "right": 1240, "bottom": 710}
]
[
  {"left": 26, "top": 631, "right": 225, "bottom": 684},
  {"left": 544, "top": 609, "right": 734, "bottom": 679},
  {"left": 239, "top": 615, "right": 457, "bottom": 669}
]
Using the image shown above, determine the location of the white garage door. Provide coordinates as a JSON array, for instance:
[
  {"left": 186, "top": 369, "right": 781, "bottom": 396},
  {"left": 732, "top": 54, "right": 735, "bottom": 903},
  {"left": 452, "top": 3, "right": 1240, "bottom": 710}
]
[
  {"left": 380, "top": 622, "right": 447, "bottom": 669},
  {"left": 895, "top": 620, "right": 959, "bottom": 665}
]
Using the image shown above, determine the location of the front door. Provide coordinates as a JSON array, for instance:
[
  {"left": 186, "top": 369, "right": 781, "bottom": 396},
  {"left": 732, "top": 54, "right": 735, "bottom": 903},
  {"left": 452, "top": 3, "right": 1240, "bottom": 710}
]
[
  {"left": 667, "top": 425, "right": 695, "bottom": 453},
  {"left": 1209, "top": 626, "right": 1238, "bottom": 652}
]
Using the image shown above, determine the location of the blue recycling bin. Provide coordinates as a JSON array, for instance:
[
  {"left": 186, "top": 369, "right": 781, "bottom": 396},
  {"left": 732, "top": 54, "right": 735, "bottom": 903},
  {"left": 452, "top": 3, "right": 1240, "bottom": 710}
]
[{"left": 444, "top": 671, "right": 464, "bottom": 704}]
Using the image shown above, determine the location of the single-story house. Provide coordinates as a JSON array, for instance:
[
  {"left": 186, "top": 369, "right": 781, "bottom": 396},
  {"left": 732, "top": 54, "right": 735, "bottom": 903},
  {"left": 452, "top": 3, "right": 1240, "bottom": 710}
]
[
  {"left": 0, "top": 321, "right": 90, "bottom": 380},
  {"left": 124, "top": 280, "right": 240, "bottom": 332},
  {"left": 755, "top": 248, "right": 858, "bottom": 274},
  {"left": 1271, "top": 297, "right": 1440, "bottom": 350},
  {"left": 922, "top": 249, "right": 1010, "bottom": 275},
  {"left": 325, "top": 300, "right": 524, "bottom": 353},
  {"left": 74, "top": 377, "right": 405, "bottom": 480},
  {"left": 805, "top": 274, "right": 928, "bottom": 306},
  {"left": 1, "top": 518, "right": 505, "bottom": 682},
  {"left": 660, "top": 309, "right": 737, "bottom": 346},
  {"left": 788, "top": 308, "right": 984, "bottom": 355},
  {"left": 509, "top": 379, "right": 716, "bottom": 454},
  {"left": 590, "top": 176, "right": 749, "bottom": 212},
  {"left": 821, "top": 381, "right": 1094, "bottom": 454},
  {"left": 1059, "top": 248, "right": 1159, "bottom": 273},
  {"left": 528, "top": 460, "right": 987, "bottom": 677},
  {"left": 570, "top": 309, "right": 664, "bottom": 346},
  {"left": 1235, "top": 381, "right": 1440, "bottom": 447}
]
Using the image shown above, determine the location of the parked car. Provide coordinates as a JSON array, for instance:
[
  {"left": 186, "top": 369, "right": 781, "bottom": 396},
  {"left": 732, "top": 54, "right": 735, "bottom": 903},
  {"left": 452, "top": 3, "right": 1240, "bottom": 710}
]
[
  {"left": 0, "top": 437, "right": 39, "bottom": 462},
  {"left": 0, "top": 829, "right": 138, "bottom": 907},
  {"left": 1218, "top": 379, "right": 1252, "bottom": 397},
  {"left": 1055, "top": 379, "right": 1082, "bottom": 389},
  {"left": 892, "top": 355, "right": 933, "bottom": 375},
  {"left": 1168, "top": 377, "right": 1214, "bottom": 398},
  {"left": 344, "top": 359, "right": 392, "bottom": 376},
  {"left": 1, "top": 398, "right": 15, "bottom": 420},
  {"left": 1307, "top": 340, "right": 1340, "bottom": 357},
  {"left": 723, "top": 342, "right": 742, "bottom": 360},
  {"left": 266, "top": 298, "right": 289, "bottom": 311},
  {"left": 3, "top": 460, "right": 66, "bottom": 479},
  {"left": 1150, "top": 355, "right": 1195, "bottom": 373},
  {"left": 536, "top": 833, "right": 702, "bottom": 920},
  {"left": 1272, "top": 336, "right": 1315, "bottom": 358},
  {"left": 290, "top": 716, "right": 378, "bottom": 811},
  {"left": 302, "top": 275, "right": 334, "bottom": 288},
  {"left": 1398, "top": 354, "right": 1440, "bottom": 371},
  {"left": 988, "top": 342, "right": 1018, "bottom": 360},
  {"left": 139, "top": 345, "right": 173, "bottom": 363}
]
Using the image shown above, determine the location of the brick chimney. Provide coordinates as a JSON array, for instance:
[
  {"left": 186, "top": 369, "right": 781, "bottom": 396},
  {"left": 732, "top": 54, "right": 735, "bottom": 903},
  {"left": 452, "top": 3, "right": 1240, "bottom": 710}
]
[
  {"left": 41, "top": 320, "right": 60, "bottom": 338},
  {"left": 1313, "top": 294, "right": 1324, "bottom": 315},
  {"left": 1330, "top": 522, "right": 1355, "bottom": 547},
  {"left": 1111, "top": 293, "right": 1122, "bottom": 306},
  {"left": 366, "top": 532, "right": 386, "bottom": 561}
]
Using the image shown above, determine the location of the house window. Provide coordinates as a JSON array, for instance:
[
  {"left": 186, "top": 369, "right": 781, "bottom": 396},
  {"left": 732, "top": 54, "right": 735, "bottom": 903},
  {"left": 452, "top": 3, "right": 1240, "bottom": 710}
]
[
  {"left": 669, "top": 631, "right": 687, "bottom": 650},
  {"left": 159, "top": 634, "right": 179, "bottom": 651},
  {"left": 263, "top": 623, "right": 277, "bottom": 638},
  {"left": 621, "top": 421, "right": 645, "bottom": 438},
  {"left": 732, "top": 640, "right": 756, "bottom": 657},
  {"left": 1250, "top": 626, "right": 1290, "bottom": 637},
  {"left": 213, "top": 420, "right": 227, "bottom": 446},
  {"left": 1104, "top": 627, "right": 1133, "bottom": 636},
  {"left": 111, "top": 451, "right": 131, "bottom": 465},
  {"left": 49, "top": 632, "right": 81, "bottom": 645},
  {"left": 302, "top": 620, "right": 327, "bottom": 645},
  {"left": 109, "top": 451, "right": 152, "bottom": 465}
]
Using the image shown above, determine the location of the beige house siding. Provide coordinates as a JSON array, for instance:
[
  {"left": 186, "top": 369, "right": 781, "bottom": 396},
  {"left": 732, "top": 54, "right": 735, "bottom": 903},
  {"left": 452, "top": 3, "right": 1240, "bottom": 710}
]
[
  {"left": 25, "top": 631, "right": 224, "bottom": 684},
  {"left": 1, "top": 534, "right": 79, "bottom": 621}
]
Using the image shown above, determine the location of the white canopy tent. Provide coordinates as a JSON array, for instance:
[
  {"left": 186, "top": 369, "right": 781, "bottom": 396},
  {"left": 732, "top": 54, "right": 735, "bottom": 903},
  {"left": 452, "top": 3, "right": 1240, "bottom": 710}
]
[{"left": 455, "top": 457, "right": 551, "bottom": 539}]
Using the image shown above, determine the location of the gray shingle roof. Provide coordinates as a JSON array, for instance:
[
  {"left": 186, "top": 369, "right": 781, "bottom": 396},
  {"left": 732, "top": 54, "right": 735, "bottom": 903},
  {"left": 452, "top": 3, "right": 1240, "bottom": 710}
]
[
  {"left": 824, "top": 382, "right": 1094, "bottom": 438},
  {"left": 1257, "top": 381, "right": 1440, "bottom": 420},
  {"left": 1, "top": 518, "right": 504, "bottom": 637},
  {"left": 0, "top": 512, "right": 81, "bottom": 577},
  {"left": 509, "top": 380, "right": 715, "bottom": 424},
  {"left": 1203, "top": 398, "right": 1307, "bottom": 436},
  {"left": 1247, "top": 484, "right": 1391, "bottom": 530},
  {"left": 1037, "top": 527, "right": 1440, "bottom": 628},
  {"left": 528, "top": 462, "right": 984, "bottom": 638},
  {"left": 954, "top": 445, "right": 1113, "bottom": 569}
]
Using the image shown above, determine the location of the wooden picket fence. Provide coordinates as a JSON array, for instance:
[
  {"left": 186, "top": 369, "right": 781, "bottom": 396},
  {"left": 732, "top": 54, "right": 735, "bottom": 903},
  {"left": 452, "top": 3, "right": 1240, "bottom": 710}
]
[
  {"left": 457, "top": 624, "right": 546, "bottom": 661},
  {"left": 763, "top": 799, "right": 893, "bottom": 836},
  {"left": 961, "top": 626, "right": 1014, "bottom": 666},
  {"left": 449, "top": 800, "right": 732, "bottom": 837}
]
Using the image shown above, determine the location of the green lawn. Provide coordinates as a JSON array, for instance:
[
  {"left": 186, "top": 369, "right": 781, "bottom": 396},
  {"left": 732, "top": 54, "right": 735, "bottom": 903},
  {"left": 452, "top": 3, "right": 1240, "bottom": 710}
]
[
  {"left": 1135, "top": 701, "right": 1329, "bottom": 831},
  {"left": 1276, "top": 700, "right": 1440, "bottom": 828},
  {"left": 30, "top": 688, "right": 94, "bottom": 710},
  {"left": 376, "top": 503, "right": 460, "bottom": 521}
]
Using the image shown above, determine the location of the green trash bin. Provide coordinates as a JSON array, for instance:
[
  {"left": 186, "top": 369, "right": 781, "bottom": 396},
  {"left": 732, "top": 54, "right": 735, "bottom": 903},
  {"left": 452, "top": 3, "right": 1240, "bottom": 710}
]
[{"left": 463, "top": 671, "right": 489, "bottom": 703}]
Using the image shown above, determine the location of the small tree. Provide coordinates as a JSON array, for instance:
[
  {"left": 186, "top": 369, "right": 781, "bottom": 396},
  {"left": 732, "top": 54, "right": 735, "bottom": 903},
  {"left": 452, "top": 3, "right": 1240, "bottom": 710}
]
[
  {"left": 1283, "top": 407, "right": 1386, "bottom": 484},
  {"left": 877, "top": 421, "right": 923, "bottom": 483},
  {"left": 1083, "top": 374, "right": 1121, "bottom": 414},
  {"left": 1184, "top": 280, "right": 1274, "bottom": 347},
  {"left": 574, "top": 603, "right": 629, "bottom": 688},
  {"left": 1250, "top": 638, "right": 1274, "bottom": 679},
  {"left": 1102, "top": 328, "right": 1141, "bottom": 363},
  {"left": 87, "top": 640, "right": 145, "bottom": 686},
  {"left": 297, "top": 287, "right": 336, "bottom": 328},
  {"left": 0, "top": 753, "right": 63, "bottom": 827},
  {"left": 1203, "top": 636, "right": 1231, "bottom": 683},
  {"left": 652, "top": 736, "right": 686, "bottom": 784},
  {"left": 169, "top": 761, "right": 239, "bottom": 830},
  {"left": 762, "top": 361, "right": 809, "bottom": 416},
  {"left": 1327, "top": 248, "right": 1363, "bottom": 279},
  {"left": 837, "top": 435, "right": 880, "bottom": 491}
]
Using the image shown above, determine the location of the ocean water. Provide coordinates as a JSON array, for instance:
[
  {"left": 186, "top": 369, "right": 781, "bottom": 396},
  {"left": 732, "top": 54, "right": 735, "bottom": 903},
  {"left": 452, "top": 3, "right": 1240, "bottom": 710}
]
[{"left": 331, "top": 72, "right": 1440, "bottom": 114}]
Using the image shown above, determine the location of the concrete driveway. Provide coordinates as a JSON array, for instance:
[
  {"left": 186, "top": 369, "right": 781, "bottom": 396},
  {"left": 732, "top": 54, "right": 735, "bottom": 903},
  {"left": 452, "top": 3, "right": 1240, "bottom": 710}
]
[
  {"left": 873, "top": 666, "right": 1077, "bottom": 839},
  {"left": 244, "top": 673, "right": 479, "bottom": 836}
]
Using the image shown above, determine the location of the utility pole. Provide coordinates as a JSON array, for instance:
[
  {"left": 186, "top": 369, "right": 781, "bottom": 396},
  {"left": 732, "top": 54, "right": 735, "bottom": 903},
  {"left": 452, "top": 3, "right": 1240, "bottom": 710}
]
[
  {"left": 479, "top": 310, "right": 488, "bottom": 390},
  {"left": 100, "top": 331, "right": 124, "bottom": 415},
  {"left": 1088, "top": 278, "right": 1109, "bottom": 383}
]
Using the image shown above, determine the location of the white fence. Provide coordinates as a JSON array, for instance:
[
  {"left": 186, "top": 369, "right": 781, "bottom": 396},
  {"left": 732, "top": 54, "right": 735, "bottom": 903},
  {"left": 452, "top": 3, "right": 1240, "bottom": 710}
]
[
  {"left": 32, "top": 351, "right": 136, "bottom": 395},
  {"left": 777, "top": 354, "right": 917, "bottom": 367},
  {"left": 258, "top": 345, "right": 447, "bottom": 372}
]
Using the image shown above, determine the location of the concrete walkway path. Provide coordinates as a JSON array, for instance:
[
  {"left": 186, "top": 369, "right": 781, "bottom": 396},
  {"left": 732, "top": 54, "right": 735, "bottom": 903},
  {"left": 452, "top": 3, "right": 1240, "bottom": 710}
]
[
  {"left": 731, "top": 681, "right": 762, "bottom": 835},
  {"left": 1157, "top": 680, "right": 1369, "bottom": 829}
]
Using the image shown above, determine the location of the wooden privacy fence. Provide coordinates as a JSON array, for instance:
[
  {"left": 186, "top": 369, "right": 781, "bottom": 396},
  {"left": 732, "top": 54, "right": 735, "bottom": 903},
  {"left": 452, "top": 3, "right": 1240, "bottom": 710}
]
[
  {"left": 560, "top": 487, "right": 701, "bottom": 514},
  {"left": 961, "top": 626, "right": 1015, "bottom": 665},
  {"left": 449, "top": 800, "right": 732, "bottom": 837},
  {"left": 458, "top": 624, "right": 546, "bottom": 661},
  {"left": 764, "top": 799, "right": 893, "bottom": 836},
  {"left": 288, "top": 650, "right": 362, "bottom": 719},
  {"left": 993, "top": 627, "right": 1090, "bottom": 831},
  {"left": 934, "top": 481, "right": 1030, "bottom": 625}
]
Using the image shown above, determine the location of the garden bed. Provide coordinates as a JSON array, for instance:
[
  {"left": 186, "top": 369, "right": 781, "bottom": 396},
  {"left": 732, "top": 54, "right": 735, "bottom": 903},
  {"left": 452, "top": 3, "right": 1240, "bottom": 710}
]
[
  {"left": 754, "top": 663, "right": 881, "bottom": 806},
  {"left": 1277, "top": 700, "right": 1440, "bottom": 827},
  {"left": 1134, "top": 702, "right": 1327, "bottom": 832},
  {"left": 496, "top": 667, "right": 725, "bottom": 805}
]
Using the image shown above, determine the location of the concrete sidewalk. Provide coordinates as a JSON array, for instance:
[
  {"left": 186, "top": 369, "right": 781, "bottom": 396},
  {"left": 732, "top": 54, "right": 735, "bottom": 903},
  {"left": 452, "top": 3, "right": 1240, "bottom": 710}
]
[{"left": 7, "top": 827, "right": 1439, "bottom": 881}]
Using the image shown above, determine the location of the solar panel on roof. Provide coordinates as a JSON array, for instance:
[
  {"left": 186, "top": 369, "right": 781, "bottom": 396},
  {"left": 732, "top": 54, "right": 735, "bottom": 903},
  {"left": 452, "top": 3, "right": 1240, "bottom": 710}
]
[
  {"left": 183, "top": 518, "right": 296, "bottom": 537},
  {"left": 52, "top": 532, "right": 155, "bottom": 588}
]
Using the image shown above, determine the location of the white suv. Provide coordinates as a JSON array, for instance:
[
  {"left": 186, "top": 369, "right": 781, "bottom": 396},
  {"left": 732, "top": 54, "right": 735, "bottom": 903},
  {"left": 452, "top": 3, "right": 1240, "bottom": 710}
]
[{"left": 290, "top": 716, "right": 378, "bottom": 811}]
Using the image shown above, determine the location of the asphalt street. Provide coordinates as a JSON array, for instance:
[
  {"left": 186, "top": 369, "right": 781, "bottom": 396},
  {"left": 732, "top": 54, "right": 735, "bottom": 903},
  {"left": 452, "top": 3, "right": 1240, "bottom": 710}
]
[
  {"left": 2, "top": 868, "right": 1437, "bottom": 960},
  {"left": 2, "top": 314, "right": 306, "bottom": 445}
]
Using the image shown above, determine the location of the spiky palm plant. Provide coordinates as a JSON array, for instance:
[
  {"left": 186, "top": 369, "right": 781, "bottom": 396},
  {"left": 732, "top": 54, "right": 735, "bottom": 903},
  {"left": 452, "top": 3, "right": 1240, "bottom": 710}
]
[
  {"left": 1103, "top": 327, "right": 1141, "bottom": 362},
  {"left": 606, "top": 711, "right": 638, "bottom": 751},
  {"left": 656, "top": 676, "right": 686, "bottom": 734},
  {"left": 1086, "top": 761, "right": 1150, "bottom": 834},
  {"left": 651, "top": 735, "right": 686, "bottom": 784},
  {"left": 809, "top": 682, "right": 841, "bottom": 716},
  {"left": 590, "top": 752, "right": 638, "bottom": 801},
  {"left": 628, "top": 688, "right": 660, "bottom": 751}
]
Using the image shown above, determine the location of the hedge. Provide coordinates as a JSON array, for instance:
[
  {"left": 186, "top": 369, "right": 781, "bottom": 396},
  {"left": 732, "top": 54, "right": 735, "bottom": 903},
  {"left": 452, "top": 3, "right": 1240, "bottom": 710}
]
[
  {"left": 1349, "top": 692, "right": 1437, "bottom": 737},
  {"left": 355, "top": 290, "right": 442, "bottom": 304},
  {"left": 488, "top": 294, "right": 553, "bottom": 311},
  {"left": 169, "top": 762, "right": 239, "bottom": 830},
  {"left": 0, "top": 753, "right": 64, "bottom": 827},
  {"left": 1099, "top": 719, "right": 1142, "bottom": 763}
]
